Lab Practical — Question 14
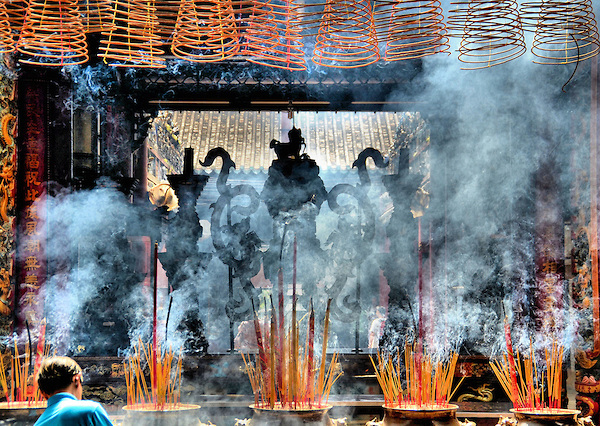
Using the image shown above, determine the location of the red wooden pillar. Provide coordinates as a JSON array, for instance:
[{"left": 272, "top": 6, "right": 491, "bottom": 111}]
[{"left": 15, "top": 77, "right": 48, "bottom": 333}]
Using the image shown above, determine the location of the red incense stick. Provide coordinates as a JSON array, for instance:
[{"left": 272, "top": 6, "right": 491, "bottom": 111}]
[
  {"left": 307, "top": 299, "right": 315, "bottom": 406},
  {"left": 252, "top": 299, "right": 269, "bottom": 377},
  {"left": 292, "top": 234, "right": 298, "bottom": 407},
  {"left": 417, "top": 218, "right": 423, "bottom": 406},
  {"left": 153, "top": 242, "right": 158, "bottom": 404},
  {"left": 293, "top": 234, "right": 297, "bottom": 299},
  {"left": 270, "top": 298, "right": 283, "bottom": 402},
  {"left": 504, "top": 317, "right": 520, "bottom": 408},
  {"left": 33, "top": 319, "right": 46, "bottom": 375}
]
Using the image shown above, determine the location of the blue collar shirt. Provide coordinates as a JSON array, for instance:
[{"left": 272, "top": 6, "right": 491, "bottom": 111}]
[{"left": 34, "top": 392, "right": 114, "bottom": 426}]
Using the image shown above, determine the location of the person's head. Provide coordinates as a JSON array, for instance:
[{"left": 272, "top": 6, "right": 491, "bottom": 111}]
[{"left": 36, "top": 356, "right": 83, "bottom": 400}]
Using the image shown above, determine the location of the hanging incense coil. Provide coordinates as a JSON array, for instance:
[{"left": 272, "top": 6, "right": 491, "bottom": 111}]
[
  {"left": 449, "top": 0, "right": 526, "bottom": 69},
  {"left": 0, "top": 1, "right": 14, "bottom": 53},
  {"left": 312, "top": 0, "right": 380, "bottom": 68},
  {"left": 4, "top": 0, "right": 26, "bottom": 50},
  {"left": 172, "top": 0, "right": 240, "bottom": 62},
  {"left": 5, "top": 0, "right": 25, "bottom": 31},
  {"left": 16, "top": 0, "right": 88, "bottom": 66},
  {"left": 292, "top": 0, "right": 327, "bottom": 37},
  {"left": 81, "top": 0, "right": 114, "bottom": 33},
  {"left": 229, "top": 0, "right": 254, "bottom": 31},
  {"left": 446, "top": 0, "right": 469, "bottom": 38},
  {"left": 372, "top": 0, "right": 396, "bottom": 43},
  {"left": 520, "top": 0, "right": 600, "bottom": 65},
  {"left": 379, "top": 0, "right": 450, "bottom": 61},
  {"left": 243, "top": 0, "right": 307, "bottom": 70},
  {"left": 154, "top": 0, "right": 182, "bottom": 42},
  {"left": 98, "top": 0, "right": 166, "bottom": 68}
]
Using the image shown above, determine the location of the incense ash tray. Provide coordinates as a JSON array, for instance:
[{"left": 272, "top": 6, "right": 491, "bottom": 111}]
[
  {"left": 381, "top": 403, "right": 462, "bottom": 426},
  {"left": 510, "top": 408, "right": 581, "bottom": 426},
  {"left": 0, "top": 401, "right": 47, "bottom": 422},
  {"left": 250, "top": 403, "right": 333, "bottom": 426},
  {"left": 122, "top": 403, "right": 201, "bottom": 426}
]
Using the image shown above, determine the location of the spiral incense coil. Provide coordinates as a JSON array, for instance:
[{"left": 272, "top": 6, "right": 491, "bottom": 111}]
[
  {"left": 81, "top": 0, "right": 114, "bottom": 33},
  {"left": 171, "top": 0, "right": 240, "bottom": 62},
  {"left": 154, "top": 0, "right": 182, "bottom": 42},
  {"left": 98, "top": 0, "right": 166, "bottom": 68},
  {"left": 291, "top": 0, "right": 328, "bottom": 37},
  {"left": 372, "top": 0, "right": 397, "bottom": 43},
  {"left": 382, "top": 0, "right": 450, "bottom": 61},
  {"left": 446, "top": 0, "right": 470, "bottom": 38},
  {"left": 229, "top": 0, "right": 254, "bottom": 30},
  {"left": 453, "top": 0, "right": 526, "bottom": 69},
  {"left": 16, "top": 0, "right": 89, "bottom": 66},
  {"left": 0, "top": 2, "right": 14, "bottom": 53},
  {"left": 520, "top": 0, "right": 600, "bottom": 65},
  {"left": 312, "top": 0, "right": 380, "bottom": 68},
  {"left": 243, "top": 0, "right": 307, "bottom": 70},
  {"left": 5, "top": 0, "right": 26, "bottom": 44}
]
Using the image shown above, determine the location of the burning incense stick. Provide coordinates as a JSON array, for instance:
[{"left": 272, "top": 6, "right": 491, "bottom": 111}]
[
  {"left": 242, "top": 297, "right": 342, "bottom": 409},
  {"left": 370, "top": 343, "right": 463, "bottom": 408},
  {"left": 152, "top": 242, "right": 159, "bottom": 403},
  {"left": 490, "top": 336, "right": 565, "bottom": 411},
  {"left": 0, "top": 321, "right": 49, "bottom": 404},
  {"left": 124, "top": 338, "right": 183, "bottom": 409}
]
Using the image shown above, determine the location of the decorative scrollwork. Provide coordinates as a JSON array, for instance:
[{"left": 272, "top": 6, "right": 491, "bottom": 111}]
[
  {"left": 201, "top": 148, "right": 262, "bottom": 323},
  {"left": 325, "top": 148, "right": 388, "bottom": 323}
]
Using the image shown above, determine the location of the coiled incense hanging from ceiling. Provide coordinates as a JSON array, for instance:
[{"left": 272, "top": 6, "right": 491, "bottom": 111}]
[
  {"left": 81, "top": 0, "right": 114, "bottom": 33},
  {"left": 377, "top": 0, "right": 450, "bottom": 61},
  {"left": 448, "top": 0, "right": 526, "bottom": 69},
  {"left": 242, "top": 0, "right": 307, "bottom": 70},
  {"left": 312, "top": 0, "right": 379, "bottom": 68},
  {"left": 17, "top": 0, "right": 88, "bottom": 66},
  {"left": 171, "top": 0, "right": 240, "bottom": 62},
  {"left": 0, "top": 2, "right": 14, "bottom": 54},
  {"left": 154, "top": 0, "right": 182, "bottom": 43},
  {"left": 98, "top": 0, "right": 166, "bottom": 68},
  {"left": 520, "top": 0, "right": 600, "bottom": 65}
]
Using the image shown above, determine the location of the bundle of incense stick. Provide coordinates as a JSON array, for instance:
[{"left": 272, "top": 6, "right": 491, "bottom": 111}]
[
  {"left": 490, "top": 338, "right": 565, "bottom": 410},
  {"left": 124, "top": 338, "right": 183, "bottom": 409},
  {"left": 0, "top": 320, "right": 49, "bottom": 404},
  {"left": 370, "top": 342, "right": 463, "bottom": 408},
  {"left": 241, "top": 298, "right": 343, "bottom": 409}
]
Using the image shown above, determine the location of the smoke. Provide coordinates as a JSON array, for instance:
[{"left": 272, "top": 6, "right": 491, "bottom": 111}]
[
  {"left": 41, "top": 183, "right": 177, "bottom": 355},
  {"left": 387, "top": 32, "right": 592, "bottom": 357},
  {"left": 15, "top": 14, "right": 594, "bottom": 410}
]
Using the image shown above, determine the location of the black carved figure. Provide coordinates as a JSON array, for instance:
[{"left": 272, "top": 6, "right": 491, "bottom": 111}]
[
  {"left": 201, "top": 148, "right": 263, "bottom": 350},
  {"left": 261, "top": 128, "right": 328, "bottom": 312},
  {"left": 270, "top": 127, "right": 306, "bottom": 160}
]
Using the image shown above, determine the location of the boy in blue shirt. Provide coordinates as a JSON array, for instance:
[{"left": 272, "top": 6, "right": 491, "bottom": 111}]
[{"left": 34, "top": 356, "right": 114, "bottom": 426}]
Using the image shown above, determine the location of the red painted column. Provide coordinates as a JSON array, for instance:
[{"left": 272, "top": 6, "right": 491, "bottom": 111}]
[{"left": 15, "top": 78, "right": 48, "bottom": 332}]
